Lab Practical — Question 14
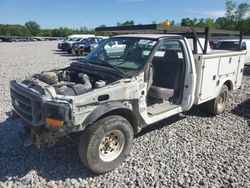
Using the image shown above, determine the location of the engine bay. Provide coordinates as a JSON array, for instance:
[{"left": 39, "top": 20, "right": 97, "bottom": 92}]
[{"left": 22, "top": 66, "right": 118, "bottom": 96}]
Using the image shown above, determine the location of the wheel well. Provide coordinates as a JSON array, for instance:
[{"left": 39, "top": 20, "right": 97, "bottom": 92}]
[
  {"left": 98, "top": 109, "right": 139, "bottom": 135},
  {"left": 223, "top": 80, "right": 233, "bottom": 90}
]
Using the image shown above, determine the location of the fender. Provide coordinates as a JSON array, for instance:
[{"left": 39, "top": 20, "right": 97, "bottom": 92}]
[
  {"left": 216, "top": 77, "right": 234, "bottom": 96},
  {"left": 83, "top": 101, "right": 133, "bottom": 126},
  {"left": 82, "top": 101, "right": 144, "bottom": 134}
]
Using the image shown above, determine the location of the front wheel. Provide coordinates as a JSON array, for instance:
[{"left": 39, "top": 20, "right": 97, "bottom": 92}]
[
  {"left": 205, "top": 85, "right": 229, "bottom": 115},
  {"left": 78, "top": 115, "right": 134, "bottom": 174}
]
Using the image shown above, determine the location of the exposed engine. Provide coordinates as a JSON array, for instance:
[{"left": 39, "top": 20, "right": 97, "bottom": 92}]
[{"left": 30, "top": 68, "right": 111, "bottom": 96}]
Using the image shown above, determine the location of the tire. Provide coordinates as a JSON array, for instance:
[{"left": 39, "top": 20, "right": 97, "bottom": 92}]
[
  {"left": 78, "top": 115, "right": 134, "bottom": 174},
  {"left": 205, "top": 85, "right": 229, "bottom": 115}
]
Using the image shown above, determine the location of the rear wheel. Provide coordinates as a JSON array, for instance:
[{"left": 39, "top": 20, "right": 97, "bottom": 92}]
[
  {"left": 78, "top": 115, "right": 134, "bottom": 174},
  {"left": 205, "top": 85, "right": 229, "bottom": 115}
]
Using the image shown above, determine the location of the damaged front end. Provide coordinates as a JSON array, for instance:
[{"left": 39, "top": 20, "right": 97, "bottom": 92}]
[{"left": 10, "top": 63, "right": 125, "bottom": 147}]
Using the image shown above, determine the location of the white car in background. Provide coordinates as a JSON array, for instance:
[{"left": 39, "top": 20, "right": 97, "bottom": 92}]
[
  {"left": 215, "top": 39, "right": 250, "bottom": 65},
  {"left": 58, "top": 34, "right": 95, "bottom": 51}
]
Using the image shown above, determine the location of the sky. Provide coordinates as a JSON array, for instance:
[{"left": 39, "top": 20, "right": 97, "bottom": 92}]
[{"left": 0, "top": 0, "right": 249, "bottom": 29}]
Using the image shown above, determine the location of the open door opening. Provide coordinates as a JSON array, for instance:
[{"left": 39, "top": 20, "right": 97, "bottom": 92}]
[{"left": 146, "top": 39, "right": 186, "bottom": 116}]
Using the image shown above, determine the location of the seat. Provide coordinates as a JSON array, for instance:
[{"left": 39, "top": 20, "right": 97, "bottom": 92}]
[
  {"left": 147, "top": 86, "right": 174, "bottom": 100},
  {"left": 148, "top": 50, "right": 180, "bottom": 101},
  {"left": 126, "top": 48, "right": 143, "bottom": 63}
]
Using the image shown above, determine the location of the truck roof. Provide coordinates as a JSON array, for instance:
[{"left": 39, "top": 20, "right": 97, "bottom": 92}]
[{"left": 113, "top": 34, "right": 180, "bottom": 39}]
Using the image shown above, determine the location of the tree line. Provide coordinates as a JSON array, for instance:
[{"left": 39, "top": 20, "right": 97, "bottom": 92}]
[
  {"left": 0, "top": 22, "right": 97, "bottom": 37},
  {"left": 180, "top": 0, "right": 250, "bottom": 34},
  {"left": 0, "top": 0, "right": 249, "bottom": 37}
]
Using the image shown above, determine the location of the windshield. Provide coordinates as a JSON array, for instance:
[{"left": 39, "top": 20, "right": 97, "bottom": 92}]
[
  {"left": 63, "top": 37, "right": 69, "bottom": 42},
  {"left": 84, "top": 37, "right": 157, "bottom": 71},
  {"left": 67, "top": 37, "right": 81, "bottom": 42}
]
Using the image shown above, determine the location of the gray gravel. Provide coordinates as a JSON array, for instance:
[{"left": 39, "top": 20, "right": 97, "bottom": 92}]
[{"left": 0, "top": 41, "right": 249, "bottom": 187}]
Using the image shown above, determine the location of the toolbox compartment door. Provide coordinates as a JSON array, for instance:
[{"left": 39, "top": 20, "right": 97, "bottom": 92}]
[
  {"left": 218, "top": 56, "right": 239, "bottom": 76},
  {"left": 199, "top": 58, "right": 219, "bottom": 101}
]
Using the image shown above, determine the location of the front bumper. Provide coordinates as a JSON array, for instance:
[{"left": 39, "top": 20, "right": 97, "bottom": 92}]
[
  {"left": 62, "top": 43, "right": 72, "bottom": 51},
  {"left": 58, "top": 43, "right": 62, "bottom": 49},
  {"left": 10, "top": 80, "right": 72, "bottom": 129},
  {"left": 71, "top": 48, "right": 78, "bottom": 55},
  {"left": 10, "top": 80, "right": 45, "bottom": 126}
]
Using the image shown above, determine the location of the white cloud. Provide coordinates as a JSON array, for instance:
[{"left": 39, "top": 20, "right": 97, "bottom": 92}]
[{"left": 188, "top": 9, "right": 225, "bottom": 18}]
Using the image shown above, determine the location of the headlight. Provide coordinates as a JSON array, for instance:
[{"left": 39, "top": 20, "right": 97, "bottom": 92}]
[{"left": 45, "top": 102, "right": 70, "bottom": 128}]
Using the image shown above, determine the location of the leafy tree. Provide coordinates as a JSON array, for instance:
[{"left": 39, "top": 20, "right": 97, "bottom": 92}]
[
  {"left": 0, "top": 24, "right": 30, "bottom": 36},
  {"left": 235, "top": 3, "right": 250, "bottom": 20},
  {"left": 225, "top": 0, "right": 237, "bottom": 20},
  {"left": 39, "top": 29, "right": 52, "bottom": 37},
  {"left": 98, "top": 24, "right": 106, "bottom": 28},
  {"left": 25, "top": 21, "right": 40, "bottom": 36},
  {"left": 117, "top": 20, "right": 135, "bottom": 26},
  {"left": 217, "top": 1, "right": 250, "bottom": 30},
  {"left": 215, "top": 17, "right": 228, "bottom": 29},
  {"left": 181, "top": 18, "right": 198, "bottom": 26}
]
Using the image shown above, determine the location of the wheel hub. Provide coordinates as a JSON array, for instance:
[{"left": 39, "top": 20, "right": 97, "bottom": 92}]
[
  {"left": 217, "top": 91, "right": 227, "bottom": 109},
  {"left": 99, "top": 131, "right": 124, "bottom": 162}
]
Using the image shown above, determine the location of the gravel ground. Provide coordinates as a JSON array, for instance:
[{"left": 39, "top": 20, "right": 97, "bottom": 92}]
[{"left": 0, "top": 41, "right": 249, "bottom": 187}]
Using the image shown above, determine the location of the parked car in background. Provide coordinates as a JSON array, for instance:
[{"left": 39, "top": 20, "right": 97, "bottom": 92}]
[
  {"left": 215, "top": 39, "right": 250, "bottom": 65},
  {"left": 187, "top": 38, "right": 211, "bottom": 54},
  {"left": 3, "top": 36, "right": 26, "bottom": 42},
  {"left": 0, "top": 36, "right": 61, "bottom": 42},
  {"left": 0, "top": 36, "right": 19, "bottom": 42},
  {"left": 58, "top": 35, "right": 81, "bottom": 49},
  {"left": 209, "top": 39, "right": 220, "bottom": 49},
  {"left": 72, "top": 37, "right": 108, "bottom": 56},
  {"left": 58, "top": 34, "right": 95, "bottom": 52}
]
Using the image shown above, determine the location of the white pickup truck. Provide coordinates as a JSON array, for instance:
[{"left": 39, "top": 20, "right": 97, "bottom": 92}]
[{"left": 10, "top": 24, "right": 246, "bottom": 173}]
